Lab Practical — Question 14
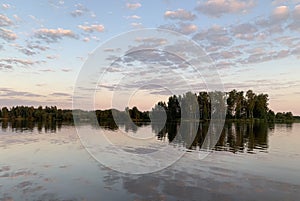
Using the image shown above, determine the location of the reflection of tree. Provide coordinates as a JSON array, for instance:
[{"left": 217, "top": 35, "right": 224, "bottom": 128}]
[
  {"left": 152, "top": 121, "right": 270, "bottom": 153},
  {"left": 1, "top": 120, "right": 8, "bottom": 130}
]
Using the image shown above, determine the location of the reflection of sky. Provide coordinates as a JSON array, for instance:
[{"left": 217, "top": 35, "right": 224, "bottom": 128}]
[
  {"left": 1, "top": 123, "right": 300, "bottom": 200},
  {"left": 0, "top": 0, "right": 300, "bottom": 114}
]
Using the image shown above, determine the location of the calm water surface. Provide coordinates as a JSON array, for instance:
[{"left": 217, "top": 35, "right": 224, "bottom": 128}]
[{"left": 0, "top": 121, "right": 300, "bottom": 200}]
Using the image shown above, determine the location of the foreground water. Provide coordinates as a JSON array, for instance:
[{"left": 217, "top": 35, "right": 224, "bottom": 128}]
[{"left": 0, "top": 121, "right": 300, "bottom": 200}]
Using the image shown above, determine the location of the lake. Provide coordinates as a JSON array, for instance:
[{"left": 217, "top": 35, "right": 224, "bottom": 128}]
[{"left": 0, "top": 120, "right": 300, "bottom": 200}]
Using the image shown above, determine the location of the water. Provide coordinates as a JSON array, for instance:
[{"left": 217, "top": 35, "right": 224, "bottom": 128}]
[{"left": 0, "top": 121, "right": 300, "bottom": 200}]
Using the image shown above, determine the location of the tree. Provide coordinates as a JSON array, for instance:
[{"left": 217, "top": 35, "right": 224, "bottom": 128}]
[
  {"left": 1, "top": 107, "right": 9, "bottom": 119},
  {"left": 246, "top": 90, "right": 256, "bottom": 119},
  {"left": 253, "top": 93, "right": 269, "bottom": 119},
  {"left": 167, "top": 95, "right": 180, "bottom": 121},
  {"left": 179, "top": 92, "right": 199, "bottom": 120},
  {"left": 235, "top": 91, "right": 246, "bottom": 119},
  {"left": 226, "top": 89, "right": 237, "bottom": 118},
  {"left": 267, "top": 110, "right": 275, "bottom": 122},
  {"left": 151, "top": 101, "right": 167, "bottom": 122},
  {"left": 198, "top": 92, "right": 210, "bottom": 120}
]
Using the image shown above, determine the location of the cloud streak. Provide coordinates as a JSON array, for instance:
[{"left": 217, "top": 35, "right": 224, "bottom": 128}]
[
  {"left": 78, "top": 24, "right": 105, "bottom": 33},
  {"left": 0, "top": 14, "right": 13, "bottom": 26},
  {"left": 0, "top": 28, "right": 17, "bottom": 41},
  {"left": 196, "top": 0, "right": 256, "bottom": 17},
  {"left": 126, "top": 3, "right": 141, "bottom": 10},
  {"left": 164, "top": 9, "right": 196, "bottom": 21},
  {"left": 34, "top": 28, "right": 76, "bottom": 43}
]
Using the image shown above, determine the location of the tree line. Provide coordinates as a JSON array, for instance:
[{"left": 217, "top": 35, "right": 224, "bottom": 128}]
[
  {"left": 0, "top": 89, "right": 295, "bottom": 123},
  {"left": 0, "top": 105, "right": 150, "bottom": 123},
  {"left": 151, "top": 89, "right": 294, "bottom": 123},
  {"left": 0, "top": 106, "right": 73, "bottom": 122}
]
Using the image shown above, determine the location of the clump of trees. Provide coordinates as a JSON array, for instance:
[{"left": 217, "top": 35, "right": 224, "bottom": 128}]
[
  {"left": 0, "top": 106, "right": 150, "bottom": 123},
  {"left": 151, "top": 89, "right": 294, "bottom": 122},
  {"left": 0, "top": 106, "right": 73, "bottom": 122},
  {"left": 94, "top": 107, "right": 150, "bottom": 123}
]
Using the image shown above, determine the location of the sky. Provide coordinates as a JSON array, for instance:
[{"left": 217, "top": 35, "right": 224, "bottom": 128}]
[{"left": 0, "top": 0, "right": 300, "bottom": 115}]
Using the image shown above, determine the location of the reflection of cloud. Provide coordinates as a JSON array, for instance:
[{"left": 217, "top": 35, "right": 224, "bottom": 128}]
[
  {"left": 164, "top": 9, "right": 196, "bottom": 21},
  {"left": 196, "top": 0, "right": 256, "bottom": 17},
  {"left": 35, "top": 28, "right": 76, "bottom": 43}
]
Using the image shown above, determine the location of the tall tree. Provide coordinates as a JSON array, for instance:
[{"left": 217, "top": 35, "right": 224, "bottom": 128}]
[
  {"left": 253, "top": 93, "right": 269, "bottom": 119},
  {"left": 246, "top": 90, "right": 256, "bottom": 119}
]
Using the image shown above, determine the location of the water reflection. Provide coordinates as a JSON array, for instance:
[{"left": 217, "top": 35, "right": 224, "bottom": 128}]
[
  {"left": 0, "top": 119, "right": 294, "bottom": 154},
  {"left": 0, "top": 120, "right": 300, "bottom": 200},
  {"left": 152, "top": 121, "right": 280, "bottom": 154},
  {"left": 0, "top": 120, "right": 64, "bottom": 133}
]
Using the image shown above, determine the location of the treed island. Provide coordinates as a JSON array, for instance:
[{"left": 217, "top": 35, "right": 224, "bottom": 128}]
[{"left": 0, "top": 90, "right": 298, "bottom": 125}]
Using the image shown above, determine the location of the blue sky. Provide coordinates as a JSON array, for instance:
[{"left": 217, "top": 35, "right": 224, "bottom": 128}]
[{"left": 0, "top": 0, "right": 300, "bottom": 115}]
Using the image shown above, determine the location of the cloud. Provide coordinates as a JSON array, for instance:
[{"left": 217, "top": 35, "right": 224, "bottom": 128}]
[
  {"left": 1, "top": 4, "right": 11, "bottom": 9},
  {"left": 271, "top": 0, "right": 287, "bottom": 5},
  {"left": 34, "top": 28, "right": 76, "bottom": 43},
  {"left": 126, "top": 3, "right": 141, "bottom": 10},
  {"left": 70, "top": 3, "right": 88, "bottom": 17},
  {"left": 0, "top": 14, "right": 13, "bottom": 26},
  {"left": 289, "top": 5, "right": 300, "bottom": 31},
  {"left": 13, "top": 14, "right": 22, "bottom": 22},
  {"left": 0, "top": 28, "right": 17, "bottom": 41},
  {"left": 61, "top": 68, "right": 72, "bottom": 72},
  {"left": 19, "top": 48, "right": 36, "bottom": 56},
  {"left": 83, "top": 37, "right": 90, "bottom": 42},
  {"left": 16, "top": 43, "right": 50, "bottom": 56},
  {"left": 28, "top": 44, "right": 49, "bottom": 51},
  {"left": 39, "top": 69, "right": 55, "bottom": 72},
  {"left": 164, "top": 9, "right": 196, "bottom": 21},
  {"left": 135, "top": 37, "right": 167, "bottom": 45},
  {"left": 272, "top": 5, "right": 289, "bottom": 20},
  {"left": 125, "top": 15, "right": 141, "bottom": 19},
  {"left": 196, "top": 0, "right": 256, "bottom": 17},
  {"left": 230, "top": 22, "right": 258, "bottom": 41},
  {"left": 46, "top": 55, "right": 58, "bottom": 60},
  {"left": 193, "top": 25, "right": 232, "bottom": 47},
  {"left": 0, "top": 88, "right": 44, "bottom": 98},
  {"left": 209, "top": 50, "right": 242, "bottom": 60},
  {"left": 131, "top": 22, "right": 143, "bottom": 28},
  {"left": 50, "top": 92, "right": 71, "bottom": 97},
  {"left": 0, "top": 63, "right": 13, "bottom": 69},
  {"left": 160, "top": 23, "right": 198, "bottom": 35},
  {"left": 294, "top": 4, "right": 300, "bottom": 19},
  {"left": 48, "top": 0, "right": 65, "bottom": 9},
  {"left": 0, "top": 58, "right": 36, "bottom": 67},
  {"left": 78, "top": 24, "right": 105, "bottom": 32}
]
